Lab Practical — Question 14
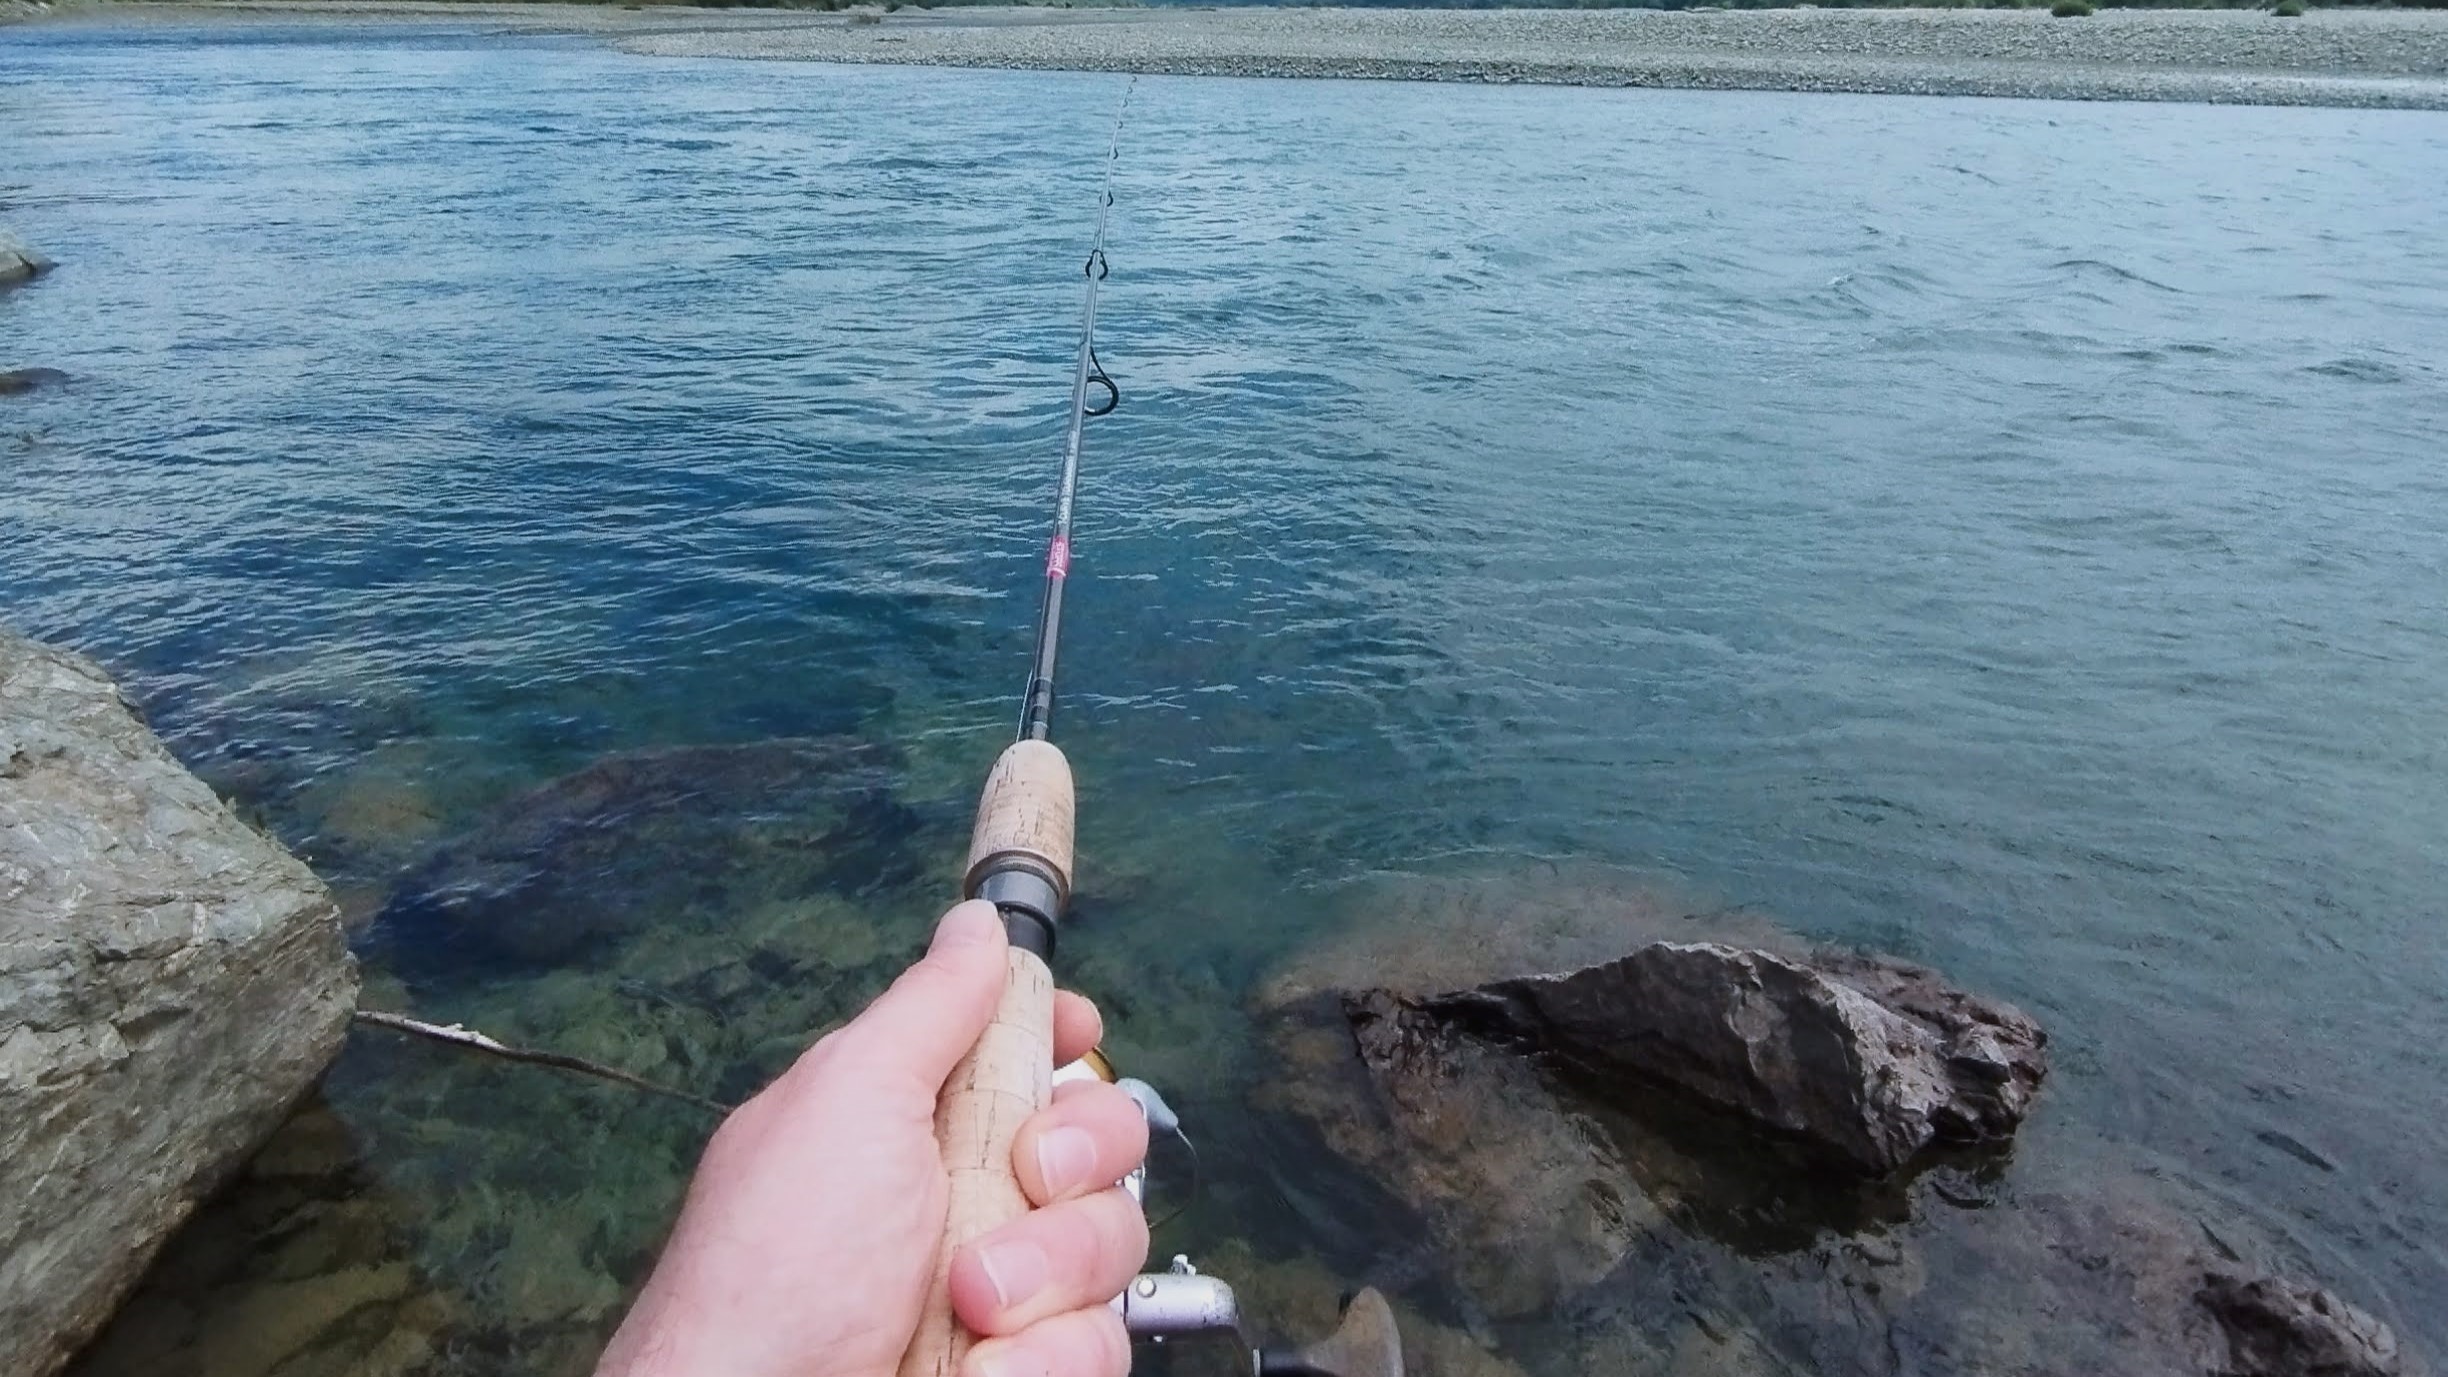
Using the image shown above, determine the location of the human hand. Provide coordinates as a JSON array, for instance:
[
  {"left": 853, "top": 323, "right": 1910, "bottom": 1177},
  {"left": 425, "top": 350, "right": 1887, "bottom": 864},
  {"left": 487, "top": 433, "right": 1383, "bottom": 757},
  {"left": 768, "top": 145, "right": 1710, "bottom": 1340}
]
[{"left": 596, "top": 900, "right": 1150, "bottom": 1377}]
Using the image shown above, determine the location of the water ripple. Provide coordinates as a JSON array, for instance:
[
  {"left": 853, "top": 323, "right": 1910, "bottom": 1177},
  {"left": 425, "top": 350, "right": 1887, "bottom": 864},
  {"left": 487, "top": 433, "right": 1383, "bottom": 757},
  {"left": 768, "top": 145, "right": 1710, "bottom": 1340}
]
[{"left": 5, "top": 21, "right": 2448, "bottom": 1367}]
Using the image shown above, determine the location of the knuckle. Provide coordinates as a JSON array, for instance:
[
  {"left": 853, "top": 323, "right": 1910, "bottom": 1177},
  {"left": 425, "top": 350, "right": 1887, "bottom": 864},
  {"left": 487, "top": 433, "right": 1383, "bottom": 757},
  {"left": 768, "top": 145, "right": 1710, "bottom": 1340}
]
[
  {"left": 1005, "top": 1308, "right": 1129, "bottom": 1377},
  {"left": 768, "top": 1033, "right": 852, "bottom": 1103},
  {"left": 1077, "top": 1078, "right": 1137, "bottom": 1117},
  {"left": 780, "top": 1028, "right": 848, "bottom": 1084},
  {"left": 1030, "top": 1084, "right": 1146, "bottom": 1176},
  {"left": 1067, "top": 1080, "right": 1146, "bottom": 1135},
  {"left": 1049, "top": 1076, "right": 1109, "bottom": 1106},
  {"left": 1033, "top": 1191, "right": 1145, "bottom": 1292},
  {"left": 884, "top": 954, "right": 963, "bottom": 1007},
  {"left": 700, "top": 1103, "right": 760, "bottom": 1165},
  {"left": 1048, "top": 1081, "right": 1129, "bottom": 1136},
  {"left": 1057, "top": 987, "right": 1104, "bottom": 1027},
  {"left": 1083, "top": 1187, "right": 1150, "bottom": 1278},
  {"left": 1082, "top": 1306, "right": 1131, "bottom": 1376}
]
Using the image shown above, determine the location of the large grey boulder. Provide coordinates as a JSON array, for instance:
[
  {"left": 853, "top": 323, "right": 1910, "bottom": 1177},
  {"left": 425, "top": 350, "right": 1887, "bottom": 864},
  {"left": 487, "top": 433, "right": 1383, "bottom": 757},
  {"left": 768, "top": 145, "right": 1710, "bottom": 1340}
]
[
  {"left": 0, "top": 630, "right": 358, "bottom": 1377},
  {"left": 0, "top": 231, "right": 51, "bottom": 288},
  {"left": 1425, "top": 942, "right": 2047, "bottom": 1175}
]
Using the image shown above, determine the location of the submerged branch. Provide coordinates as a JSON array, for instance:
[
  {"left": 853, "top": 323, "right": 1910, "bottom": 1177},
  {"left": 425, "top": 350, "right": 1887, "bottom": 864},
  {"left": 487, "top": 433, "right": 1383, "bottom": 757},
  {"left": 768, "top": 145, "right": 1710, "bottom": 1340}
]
[{"left": 352, "top": 1009, "right": 732, "bottom": 1116}]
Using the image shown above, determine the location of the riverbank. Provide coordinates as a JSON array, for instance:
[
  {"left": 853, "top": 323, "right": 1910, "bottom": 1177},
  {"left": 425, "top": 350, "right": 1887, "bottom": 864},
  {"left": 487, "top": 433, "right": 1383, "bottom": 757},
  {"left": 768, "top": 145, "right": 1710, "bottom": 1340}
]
[{"left": 20, "top": 2, "right": 2448, "bottom": 108}]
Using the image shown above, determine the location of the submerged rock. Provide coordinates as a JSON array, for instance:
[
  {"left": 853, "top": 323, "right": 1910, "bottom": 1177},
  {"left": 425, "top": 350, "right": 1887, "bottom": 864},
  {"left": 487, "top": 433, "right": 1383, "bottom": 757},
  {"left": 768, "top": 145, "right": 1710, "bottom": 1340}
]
[
  {"left": 0, "top": 629, "right": 359, "bottom": 1377},
  {"left": 0, "top": 231, "right": 51, "bottom": 287},
  {"left": 1424, "top": 941, "right": 2047, "bottom": 1175},
  {"left": 1255, "top": 871, "right": 2043, "bottom": 1316},
  {"left": 1188, "top": 1240, "right": 1533, "bottom": 1377},
  {"left": 1255, "top": 873, "right": 2422, "bottom": 1376},
  {"left": 0, "top": 368, "right": 67, "bottom": 396},
  {"left": 376, "top": 737, "right": 922, "bottom": 971},
  {"left": 1265, "top": 986, "right": 1658, "bottom": 1317},
  {"left": 2200, "top": 1271, "right": 2410, "bottom": 1377},
  {"left": 69, "top": 1100, "right": 458, "bottom": 1377}
]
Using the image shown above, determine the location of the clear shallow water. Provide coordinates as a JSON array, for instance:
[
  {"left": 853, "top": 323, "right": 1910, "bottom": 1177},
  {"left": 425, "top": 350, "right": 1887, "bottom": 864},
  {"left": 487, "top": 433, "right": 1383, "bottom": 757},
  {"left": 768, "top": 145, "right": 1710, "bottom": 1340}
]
[{"left": 5, "top": 17, "right": 2448, "bottom": 1374}]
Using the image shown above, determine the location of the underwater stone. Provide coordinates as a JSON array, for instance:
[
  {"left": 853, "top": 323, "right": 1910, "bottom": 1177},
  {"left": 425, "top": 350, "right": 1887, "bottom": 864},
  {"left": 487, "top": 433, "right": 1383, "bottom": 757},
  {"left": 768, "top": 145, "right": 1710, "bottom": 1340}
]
[
  {"left": 0, "top": 628, "right": 358, "bottom": 1377},
  {"left": 377, "top": 737, "right": 916, "bottom": 971},
  {"left": 1261, "top": 985, "right": 1660, "bottom": 1318},
  {"left": 1189, "top": 1240, "right": 1534, "bottom": 1377},
  {"left": 2200, "top": 1271, "right": 2411, "bottom": 1377},
  {"left": 1259, "top": 888, "right": 2418, "bottom": 1375},
  {"left": 0, "top": 368, "right": 67, "bottom": 397}
]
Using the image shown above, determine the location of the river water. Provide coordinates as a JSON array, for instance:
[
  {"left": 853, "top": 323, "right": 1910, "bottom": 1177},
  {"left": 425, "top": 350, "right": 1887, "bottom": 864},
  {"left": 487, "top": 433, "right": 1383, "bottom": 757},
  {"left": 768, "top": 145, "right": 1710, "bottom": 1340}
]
[{"left": 4, "top": 17, "right": 2446, "bottom": 1376}]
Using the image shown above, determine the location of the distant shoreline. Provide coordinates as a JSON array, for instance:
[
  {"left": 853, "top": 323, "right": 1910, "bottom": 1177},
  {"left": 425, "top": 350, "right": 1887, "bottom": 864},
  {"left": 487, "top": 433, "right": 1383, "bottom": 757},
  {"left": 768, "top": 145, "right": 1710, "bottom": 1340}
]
[{"left": 20, "top": 1, "right": 2448, "bottom": 108}]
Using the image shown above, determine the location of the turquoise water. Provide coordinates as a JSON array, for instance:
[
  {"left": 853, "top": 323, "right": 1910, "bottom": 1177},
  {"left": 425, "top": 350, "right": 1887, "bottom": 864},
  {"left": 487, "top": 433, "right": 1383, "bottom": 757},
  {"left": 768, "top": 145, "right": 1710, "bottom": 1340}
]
[{"left": 6, "top": 18, "right": 2448, "bottom": 1374}]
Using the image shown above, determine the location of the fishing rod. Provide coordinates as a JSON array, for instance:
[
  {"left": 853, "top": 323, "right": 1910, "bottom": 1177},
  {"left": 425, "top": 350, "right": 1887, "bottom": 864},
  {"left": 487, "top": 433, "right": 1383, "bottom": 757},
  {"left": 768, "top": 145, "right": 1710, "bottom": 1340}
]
[
  {"left": 889, "top": 83, "right": 1129, "bottom": 1377},
  {"left": 1015, "top": 83, "right": 1123, "bottom": 748},
  {"left": 898, "top": 84, "right": 1404, "bottom": 1377}
]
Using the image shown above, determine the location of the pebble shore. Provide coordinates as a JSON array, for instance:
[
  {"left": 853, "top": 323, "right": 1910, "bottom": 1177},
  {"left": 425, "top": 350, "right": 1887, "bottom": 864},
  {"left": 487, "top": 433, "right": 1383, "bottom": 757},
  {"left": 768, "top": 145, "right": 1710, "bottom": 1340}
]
[
  {"left": 617, "top": 6, "right": 2448, "bottom": 109},
  {"left": 21, "top": 3, "right": 2448, "bottom": 109}
]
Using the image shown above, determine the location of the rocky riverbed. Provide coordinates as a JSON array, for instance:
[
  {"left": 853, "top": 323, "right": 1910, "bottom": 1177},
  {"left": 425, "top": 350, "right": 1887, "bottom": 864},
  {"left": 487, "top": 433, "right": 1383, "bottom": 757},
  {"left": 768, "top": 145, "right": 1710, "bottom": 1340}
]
[
  {"left": 1251, "top": 872, "right": 2422, "bottom": 1377},
  {"left": 24, "top": 2, "right": 2448, "bottom": 109}
]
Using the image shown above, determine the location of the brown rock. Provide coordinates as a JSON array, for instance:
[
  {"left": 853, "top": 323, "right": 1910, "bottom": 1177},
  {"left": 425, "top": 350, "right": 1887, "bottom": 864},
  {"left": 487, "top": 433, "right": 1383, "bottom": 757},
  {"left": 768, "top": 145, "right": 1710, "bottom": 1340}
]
[
  {"left": 1304, "top": 988, "right": 1657, "bottom": 1316},
  {"left": 2201, "top": 1270, "right": 2411, "bottom": 1377},
  {"left": 1426, "top": 942, "right": 2047, "bottom": 1174},
  {"left": 1255, "top": 874, "right": 2417, "bottom": 1377}
]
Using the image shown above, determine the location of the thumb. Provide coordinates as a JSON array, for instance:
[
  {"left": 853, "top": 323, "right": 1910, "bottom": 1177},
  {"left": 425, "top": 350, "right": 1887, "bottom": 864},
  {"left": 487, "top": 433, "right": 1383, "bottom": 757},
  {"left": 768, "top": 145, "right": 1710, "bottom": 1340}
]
[{"left": 831, "top": 900, "right": 1012, "bottom": 1092}]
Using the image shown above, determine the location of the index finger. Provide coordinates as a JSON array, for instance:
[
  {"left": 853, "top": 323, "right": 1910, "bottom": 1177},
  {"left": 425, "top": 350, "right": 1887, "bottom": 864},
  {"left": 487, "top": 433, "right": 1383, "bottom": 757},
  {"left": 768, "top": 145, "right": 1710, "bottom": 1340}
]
[{"left": 1053, "top": 990, "right": 1103, "bottom": 1069}]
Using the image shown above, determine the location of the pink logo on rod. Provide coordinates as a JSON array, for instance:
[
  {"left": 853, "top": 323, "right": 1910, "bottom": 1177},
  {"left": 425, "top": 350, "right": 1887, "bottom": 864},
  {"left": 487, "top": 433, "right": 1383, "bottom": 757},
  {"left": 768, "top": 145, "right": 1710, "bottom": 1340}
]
[{"left": 1047, "top": 536, "right": 1072, "bottom": 578}]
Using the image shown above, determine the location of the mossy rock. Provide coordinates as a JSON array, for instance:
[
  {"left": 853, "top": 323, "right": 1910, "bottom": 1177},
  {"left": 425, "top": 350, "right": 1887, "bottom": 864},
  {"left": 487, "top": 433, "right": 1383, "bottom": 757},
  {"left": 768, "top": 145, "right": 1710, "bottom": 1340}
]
[{"left": 371, "top": 737, "right": 929, "bottom": 974}]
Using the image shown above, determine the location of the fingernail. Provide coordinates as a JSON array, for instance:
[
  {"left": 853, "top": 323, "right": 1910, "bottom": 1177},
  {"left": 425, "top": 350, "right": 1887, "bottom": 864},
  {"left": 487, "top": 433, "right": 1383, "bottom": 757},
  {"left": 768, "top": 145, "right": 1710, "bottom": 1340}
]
[
  {"left": 974, "top": 1238, "right": 1049, "bottom": 1312},
  {"left": 1033, "top": 1125, "right": 1100, "bottom": 1197},
  {"left": 931, "top": 901, "right": 1001, "bottom": 953}
]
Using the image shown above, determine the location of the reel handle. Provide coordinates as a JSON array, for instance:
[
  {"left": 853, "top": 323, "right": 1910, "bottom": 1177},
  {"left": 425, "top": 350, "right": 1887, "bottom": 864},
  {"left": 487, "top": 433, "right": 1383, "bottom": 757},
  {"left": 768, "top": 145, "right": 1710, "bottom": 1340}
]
[{"left": 897, "top": 740, "right": 1075, "bottom": 1377}]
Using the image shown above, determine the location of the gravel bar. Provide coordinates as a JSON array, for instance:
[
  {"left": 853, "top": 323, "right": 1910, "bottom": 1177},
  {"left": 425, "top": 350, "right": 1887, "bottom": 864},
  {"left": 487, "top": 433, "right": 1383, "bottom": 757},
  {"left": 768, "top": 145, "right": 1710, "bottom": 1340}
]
[
  {"left": 620, "top": 6, "right": 2448, "bottom": 107},
  {"left": 33, "top": 2, "right": 2448, "bottom": 109}
]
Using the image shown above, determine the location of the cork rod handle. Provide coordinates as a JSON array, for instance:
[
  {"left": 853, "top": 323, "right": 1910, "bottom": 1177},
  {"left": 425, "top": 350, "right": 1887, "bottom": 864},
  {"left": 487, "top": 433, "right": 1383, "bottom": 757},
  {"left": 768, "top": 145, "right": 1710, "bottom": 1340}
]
[{"left": 899, "top": 740, "right": 1076, "bottom": 1377}]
